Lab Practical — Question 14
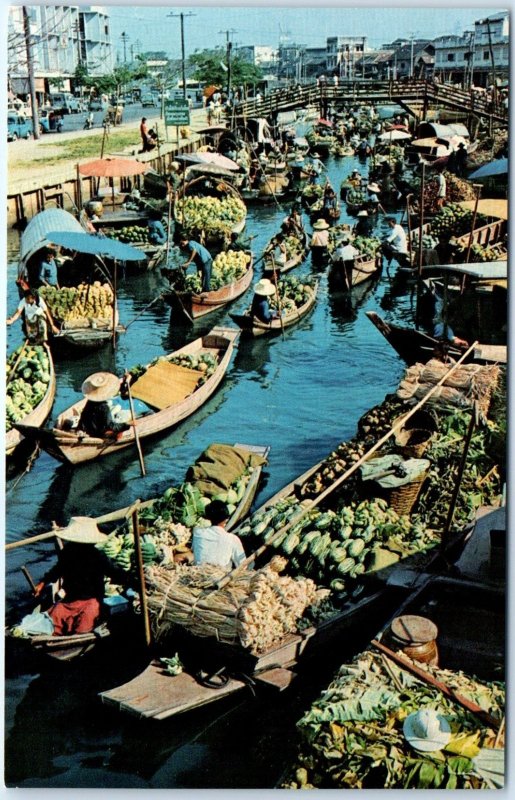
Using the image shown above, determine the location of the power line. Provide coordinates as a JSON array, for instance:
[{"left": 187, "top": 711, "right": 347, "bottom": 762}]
[{"left": 167, "top": 11, "right": 196, "bottom": 99}]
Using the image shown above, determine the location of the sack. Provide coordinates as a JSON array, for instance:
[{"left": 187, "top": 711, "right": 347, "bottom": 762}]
[{"left": 16, "top": 608, "right": 55, "bottom": 636}]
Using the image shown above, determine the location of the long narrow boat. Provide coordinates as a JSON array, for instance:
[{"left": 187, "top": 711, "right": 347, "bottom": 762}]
[
  {"left": 6, "top": 343, "right": 56, "bottom": 457},
  {"left": 7, "top": 442, "right": 271, "bottom": 663},
  {"left": 262, "top": 229, "right": 309, "bottom": 277},
  {"left": 365, "top": 311, "right": 507, "bottom": 366},
  {"left": 16, "top": 326, "right": 241, "bottom": 465},
  {"left": 328, "top": 253, "right": 382, "bottom": 291},
  {"left": 230, "top": 280, "right": 318, "bottom": 337},
  {"left": 162, "top": 255, "right": 254, "bottom": 320},
  {"left": 51, "top": 307, "right": 124, "bottom": 352}
]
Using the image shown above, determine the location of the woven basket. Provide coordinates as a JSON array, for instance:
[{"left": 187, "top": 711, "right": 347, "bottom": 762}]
[
  {"left": 394, "top": 427, "right": 433, "bottom": 459},
  {"left": 387, "top": 471, "right": 427, "bottom": 516}
]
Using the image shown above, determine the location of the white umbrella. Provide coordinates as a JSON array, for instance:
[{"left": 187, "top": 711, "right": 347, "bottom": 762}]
[{"left": 378, "top": 129, "right": 412, "bottom": 142}]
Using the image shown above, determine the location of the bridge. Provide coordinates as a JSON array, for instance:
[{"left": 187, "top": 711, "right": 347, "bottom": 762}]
[{"left": 235, "top": 79, "right": 508, "bottom": 127}]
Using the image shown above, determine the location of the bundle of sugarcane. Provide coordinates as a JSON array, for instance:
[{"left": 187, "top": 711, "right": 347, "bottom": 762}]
[
  {"left": 397, "top": 360, "right": 500, "bottom": 420},
  {"left": 146, "top": 556, "right": 318, "bottom": 654}
]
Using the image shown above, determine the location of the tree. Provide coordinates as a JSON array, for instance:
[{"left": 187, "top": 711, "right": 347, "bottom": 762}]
[{"left": 189, "top": 48, "right": 263, "bottom": 90}]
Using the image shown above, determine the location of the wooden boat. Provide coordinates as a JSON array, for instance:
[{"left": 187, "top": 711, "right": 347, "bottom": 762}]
[
  {"left": 6, "top": 343, "right": 56, "bottom": 457},
  {"left": 6, "top": 442, "right": 270, "bottom": 662},
  {"left": 345, "top": 189, "right": 367, "bottom": 215},
  {"left": 332, "top": 143, "right": 355, "bottom": 157},
  {"left": 51, "top": 306, "right": 124, "bottom": 352},
  {"left": 16, "top": 326, "right": 241, "bottom": 465},
  {"left": 365, "top": 311, "right": 506, "bottom": 366},
  {"left": 328, "top": 253, "right": 382, "bottom": 292},
  {"left": 262, "top": 229, "right": 309, "bottom": 277},
  {"left": 162, "top": 257, "right": 254, "bottom": 320},
  {"left": 230, "top": 281, "right": 318, "bottom": 337}
]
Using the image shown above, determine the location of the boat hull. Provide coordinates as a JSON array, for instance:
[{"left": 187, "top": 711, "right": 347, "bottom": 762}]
[
  {"left": 230, "top": 282, "right": 318, "bottom": 337},
  {"left": 6, "top": 344, "right": 56, "bottom": 457},
  {"left": 164, "top": 264, "right": 254, "bottom": 320}
]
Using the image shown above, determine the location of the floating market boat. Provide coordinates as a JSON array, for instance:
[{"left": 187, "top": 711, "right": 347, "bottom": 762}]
[
  {"left": 174, "top": 175, "right": 247, "bottom": 246},
  {"left": 16, "top": 326, "right": 241, "bottom": 465},
  {"left": 162, "top": 253, "right": 254, "bottom": 320},
  {"left": 328, "top": 252, "right": 382, "bottom": 292},
  {"left": 262, "top": 229, "right": 309, "bottom": 276},
  {"left": 230, "top": 280, "right": 318, "bottom": 337},
  {"left": 6, "top": 343, "right": 56, "bottom": 457},
  {"left": 6, "top": 442, "right": 271, "bottom": 663}
]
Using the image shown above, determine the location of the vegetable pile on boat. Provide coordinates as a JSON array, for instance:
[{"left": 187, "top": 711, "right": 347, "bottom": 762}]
[
  {"left": 282, "top": 648, "right": 505, "bottom": 789},
  {"left": 428, "top": 203, "right": 487, "bottom": 239},
  {"left": 180, "top": 249, "right": 250, "bottom": 293},
  {"left": 126, "top": 351, "right": 219, "bottom": 388},
  {"left": 175, "top": 195, "right": 246, "bottom": 236},
  {"left": 39, "top": 282, "right": 114, "bottom": 325},
  {"left": 269, "top": 275, "right": 316, "bottom": 313},
  {"left": 145, "top": 555, "right": 318, "bottom": 653},
  {"left": 106, "top": 224, "right": 159, "bottom": 244},
  {"left": 5, "top": 345, "right": 51, "bottom": 431},
  {"left": 283, "top": 234, "right": 305, "bottom": 258}
]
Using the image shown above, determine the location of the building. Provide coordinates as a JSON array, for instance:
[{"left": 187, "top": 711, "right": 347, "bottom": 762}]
[
  {"left": 389, "top": 40, "right": 435, "bottom": 79},
  {"left": 355, "top": 50, "right": 395, "bottom": 80},
  {"left": 326, "top": 36, "right": 367, "bottom": 79},
  {"left": 236, "top": 45, "right": 277, "bottom": 67},
  {"left": 433, "top": 11, "right": 509, "bottom": 87},
  {"left": 7, "top": 5, "right": 115, "bottom": 104}
]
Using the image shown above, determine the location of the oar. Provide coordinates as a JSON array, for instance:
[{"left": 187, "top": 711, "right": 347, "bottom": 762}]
[
  {"left": 124, "top": 371, "right": 146, "bottom": 477},
  {"left": 123, "top": 293, "right": 165, "bottom": 331},
  {"left": 21, "top": 565, "right": 37, "bottom": 593},
  {"left": 270, "top": 257, "right": 285, "bottom": 339},
  {"left": 7, "top": 339, "right": 29, "bottom": 384}
]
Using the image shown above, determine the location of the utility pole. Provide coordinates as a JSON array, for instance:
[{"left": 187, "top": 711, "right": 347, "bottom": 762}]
[
  {"left": 73, "top": 19, "right": 82, "bottom": 65},
  {"left": 410, "top": 34, "right": 414, "bottom": 78},
  {"left": 362, "top": 36, "right": 366, "bottom": 79},
  {"left": 22, "top": 6, "right": 40, "bottom": 140},
  {"left": 219, "top": 29, "right": 237, "bottom": 99},
  {"left": 168, "top": 11, "right": 196, "bottom": 100},
  {"left": 120, "top": 31, "right": 129, "bottom": 64},
  {"left": 485, "top": 18, "right": 497, "bottom": 102}
]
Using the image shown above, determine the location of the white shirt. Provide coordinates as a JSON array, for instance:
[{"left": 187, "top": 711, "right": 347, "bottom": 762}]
[
  {"left": 435, "top": 173, "right": 446, "bottom": 198},
  {"left": 18, "top": 296, "right": 48, "bottom": 323},
  {"left": 333, "top": 243, "right": 359, "bottom": 262},
  {"left": 386, "top": 224, "right": 408, "bottom": 254},
  {"left": 192, "top": 525, "right": 246, "bottom": 569}
]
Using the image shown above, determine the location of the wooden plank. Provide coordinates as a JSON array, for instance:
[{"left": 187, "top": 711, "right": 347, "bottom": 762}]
[
  {"left": 100, "top": 661, "right": 245, "bottom": 720},
  {"left": 454, "top": 506, "right": 505, "bottom": 586},
  {"left": 473, "top": 345, "right": 507, "bottom": 364},
  {"left": 253, "top": 667, "right": 296, "bottom": 691},
  {"left": 130, "top": 360, "right": 200, "bottom": 410}
]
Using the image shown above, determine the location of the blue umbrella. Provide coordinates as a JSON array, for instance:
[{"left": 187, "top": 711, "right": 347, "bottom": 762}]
[
  {"left": 468, "top": 158, "right": 508, "bottom": 179},
  {"left": 45, "top": 231, "right": 146, "bottom": 261}
]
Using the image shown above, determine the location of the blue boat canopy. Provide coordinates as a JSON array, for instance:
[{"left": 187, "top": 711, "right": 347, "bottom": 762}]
[
  {"left": 45, "top": 231, "right": 146, "bottom": 261},
  {"left": 19, "top": 208, "right": 85, "bottom": 271}
]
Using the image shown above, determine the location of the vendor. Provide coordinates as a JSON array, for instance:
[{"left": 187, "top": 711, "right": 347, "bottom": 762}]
[
  {"left": 354, "top": 209, "right": 372, "bottom": 237},
  {"left": 366, "top": 183, "right": 385, "bottom": 215},
  {"left": 310, "top": 218, "right": 330, "bottom": 267},
  {"left": 147, "top": 211, "right": 167, "bottom": 245},
  {"left": 6, "top": 288, "right": 59, "bottom": 343},
  {"left": 383, "top": 217, "right": 410, "bottom": 268},
  {"left": 264, "top": 232, "right": 287, "bottom": 267},
  {"left": 37, "top": 247, "right": 60, "bottom": 288},
  {"left": 33, "top": 517, "right": 120, "bottom": 636},
  {"left": 77, "top": 371, "right": 131, "bottom": 439},
  {"left": 178, "top": 235, "right": 212, "bottom": 292},
  {"left": 251, "top": 278, "right": 279, "bottom": 323},
  {"left": 329, "top": 236, "right": 359, "bottom": 290},
  {"left": 192, "top": 500, "right": 246, "bottom": 569}
]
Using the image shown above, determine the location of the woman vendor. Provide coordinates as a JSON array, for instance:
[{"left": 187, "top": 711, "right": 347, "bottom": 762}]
[
  {"left": 310, "top": 218, "right": 330, "bottom": 267},
  {"left": 251, "top": 278, "right": 280, "bottom": 324},
  {"left": 77, "top": 371, "right": 132, "bottom": 439}
]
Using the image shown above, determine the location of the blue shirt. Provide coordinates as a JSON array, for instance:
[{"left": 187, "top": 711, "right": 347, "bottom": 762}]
[
  {"left": 38, "top": 258, "right": 58, "bottom": 286},
  {"left": 148, "top": 219, "right": 166, "bottom": 244},
  {"left": 251, "top": 294, "right": 275, "bottom": 323},
  {"left": 185, "top": 240, "right": 212, "bottom": 268}
]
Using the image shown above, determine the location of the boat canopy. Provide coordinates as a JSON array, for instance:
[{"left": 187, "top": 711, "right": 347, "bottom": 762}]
[
  {"left": 431, "top": 261, "right": 507, "bottom": 280},
  {"left": 416, "top": 121, "right": 470, "bottom": 140},
  {"left": 458, "top": 199, "right": 508, "bottom": 220},
  {"left": 20, "top": 208, "right": 85, "bottom": 272}
]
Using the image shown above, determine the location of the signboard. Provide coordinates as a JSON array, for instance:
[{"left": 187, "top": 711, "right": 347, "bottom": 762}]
[{"left": 164, "top": 99, "right": 190, "bottom": 126}]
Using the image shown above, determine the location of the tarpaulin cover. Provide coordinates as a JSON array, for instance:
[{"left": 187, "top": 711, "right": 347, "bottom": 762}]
[{"left": 187, "top": 443, "right": 267, "bottom": 495}]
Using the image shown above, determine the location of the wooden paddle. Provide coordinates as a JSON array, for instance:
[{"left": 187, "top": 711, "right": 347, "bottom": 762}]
[
  {"left": 7, "top": 339, "right": 29, "bottom": 384},
  {"left": 270, "top": 257, "right": 285, "bottom": 339},
  {"left": 124, "top": 370, "right": 146, "bottom": 477}
]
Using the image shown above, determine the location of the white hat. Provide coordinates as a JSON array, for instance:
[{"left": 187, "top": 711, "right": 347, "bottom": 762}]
[
  {"left": 254, "top": 278, "right": 276, "bottom": 297},
  {"left": 313, "top": 219, "right": 329, "bottom": 230},
  {"left": 357, "top": 210, "right": 369, "bottom": 217},
  {"left": 403, "top": 709, "right": 451, "bottom": 752},
  {"left": 367, "top": 183, "right": 381, "bottom": 193},
  {"left": 56, "top": 516, "right": 108, "bottom": 545},
  {"left": 81, "top": 371, "right": 120, "bottom": 402},
  {"left": 311, "top": 152, "right": 321, "bottom": 158}
]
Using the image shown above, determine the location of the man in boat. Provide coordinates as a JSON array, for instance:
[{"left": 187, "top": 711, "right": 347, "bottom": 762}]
[
  {"left": 192, "top": 500, "right": 246, "bottom": 569},
  {"left": 37, "top": 247, "right": 60, "bottom": 288},
  {"left": 251, "top": 278, "right": 280, "bottom": 323},
  {"left": 76, "top": 371, "right": 132, "bottom": 439},
  {"left": 7, "top": 288, "right": 59, "bottom": 343},
  {"left": 264, "top": 232, "right": 287, "bottom": 268},
  {"left": 310, "top": 219, "right": 330, "bottom": 266},
  {"left": 354, "top": 209, "right": 372, "bottom": 237},
  {"left": 147, "top": 210, "right": 167, "bottom": 246},
  {"left": 330, "top": 235, "right": 360, "bottom": 287},
  {"left": 32, "top": 517, "right": 120, "bottom": 636},
  {"left": 434, "top": 169, "right": 447, "bottom": 209},
  {"left": 178, "top": 235, "right": 213, "bottom": 292},
  {"left": 309, "top": 152, "right": 325, "bottom": 182},
  {"left": 382, "top": 217, "right": 411, "bottom": 268},
  {"left": 366, "top": 183, "right": 386, "bottom": 215}
]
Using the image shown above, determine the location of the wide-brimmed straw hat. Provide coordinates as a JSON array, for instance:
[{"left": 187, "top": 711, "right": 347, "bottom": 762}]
[
  {"left": 357, "top": 210, "right": 369, "bottom": 217},
  {"left": 403, "top": 709, "right": 451, "bottom": 752},
  {"left": 254, "top": 278, "right": 276, "bottom": 297},
  {"left": 313, "top": 219, "right": 329, "bottom": 230},
  {"left": 367, "top": 183, "right": 381, "bottom": 193},
  {"left": 56, "top": 516, "right": 108, "bottom": 545},
  {"left": 81, "top": 372, "right": 120, "bottom": 402}
]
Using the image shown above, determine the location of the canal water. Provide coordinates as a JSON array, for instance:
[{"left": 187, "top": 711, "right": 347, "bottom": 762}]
[{"left": 5, "top": 150, "right": 415, "bottom": 788}]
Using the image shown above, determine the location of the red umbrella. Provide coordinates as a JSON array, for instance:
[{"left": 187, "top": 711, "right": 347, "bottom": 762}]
[
  {"left": 78, "top": 157, "right": 147, "bottom": 178},
  {"left": 317, "top": 118, "right": 333, "bottom": 127}
]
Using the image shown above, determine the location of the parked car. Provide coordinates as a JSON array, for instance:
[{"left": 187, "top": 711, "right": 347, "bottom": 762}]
[
  {"left": 39, "top": 109, "right": 63, "bottom": 134},
  {"left": 7, "top": 114, "right": 32, "bottom": 141},
  {"left": 89, "top": 98, "right": 107, "bottom": 112},
  {"left": 48, "top": 92, "right": 82, "bottom": 114},
  {"left": 141, "top": 94, "right": 158, "bottom": 107}
]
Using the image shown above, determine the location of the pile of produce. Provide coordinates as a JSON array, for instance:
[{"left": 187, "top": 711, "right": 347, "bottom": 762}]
[
  {"left": 125, "top": 351, "right": 219, "bottom": 388},
  {"left": 346, "top": 188, "right": 367, "bottom": 207},
  {"left": 269, "top": 275, "right": 316, "bottom": 313},
  {"left": 237, "top": 494, "right": 436, "bottom": 591},
  {"left": 455, "top": 242, "right": 501, "bottom": 263},
  {"left": 411, "top": 173, "right": 477, "bottom": 215},
  {"left": 426, "top": 203, "right": 486, "bottom": 239},
  {"left": 39, "top": 282, "right": 114, "bottom": 324},
  {"left": 283, "top": 234, "right": 305, "bottom": 259},
  {"left": 6, "top": 345, "right": 51, "bottom": 432},
  {"left": 106, "top": 222, "right": 166, "bottom": 245},
  {"left": 397, "top": 359, "right": 500, "bottom": 420},
  {"left": 180, "top": 249, "right": 250, "bottom": 293},
  {"left": 353, "top": 235, "right": 382, "bottom": 258},
  {"left": 411, "top": 230, "right": 439, "bottom": 250},
  {"left": 175, "top": 195, "right": 246, "bottom": 236},
  {"left": 301, "top": 184, "right": 324, "bottom": 203},
  {"left": 283, "top": 648, "right": 505, "bottom": 789},
  {"left": 145, "top": 555, "right": 318, "bottom": 653}
]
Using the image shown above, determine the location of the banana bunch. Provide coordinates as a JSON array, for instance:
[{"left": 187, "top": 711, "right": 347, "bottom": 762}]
[{"left": 40, "top": 282, "right": 114, "bottom": 323}]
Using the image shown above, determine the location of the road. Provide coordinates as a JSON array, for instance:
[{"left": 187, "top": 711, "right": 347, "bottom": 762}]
[{"left": 43, "top": 101, "right": 163, "bottom": 134}]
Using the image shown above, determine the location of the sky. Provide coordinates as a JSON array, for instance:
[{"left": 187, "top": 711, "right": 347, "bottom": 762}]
[{"left": 103, "top": 2, "right": 506, "bottom": 62}]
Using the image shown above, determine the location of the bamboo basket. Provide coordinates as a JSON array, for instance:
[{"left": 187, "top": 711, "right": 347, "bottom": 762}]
[
  {"left": 394, "top": 428, "right": 434, "bottom": 459},
  {"left": 386, "top": 471, "right": 428, "bottom": 516}
]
